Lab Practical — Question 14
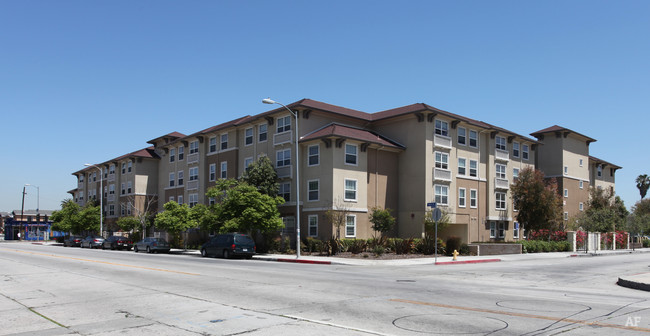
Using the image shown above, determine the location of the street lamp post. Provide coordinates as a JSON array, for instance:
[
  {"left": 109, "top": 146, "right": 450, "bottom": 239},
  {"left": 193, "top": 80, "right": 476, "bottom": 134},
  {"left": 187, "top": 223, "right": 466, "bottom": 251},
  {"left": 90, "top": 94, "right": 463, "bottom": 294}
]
[
  {"left": 25, "top": 184, "right": 41, "bottom": 240},
  {"left": 84, "top": 164, "right": 103, "bottom": 237},
  {"left": 262, "top": 98, "right": 301, "bottom": 258}
]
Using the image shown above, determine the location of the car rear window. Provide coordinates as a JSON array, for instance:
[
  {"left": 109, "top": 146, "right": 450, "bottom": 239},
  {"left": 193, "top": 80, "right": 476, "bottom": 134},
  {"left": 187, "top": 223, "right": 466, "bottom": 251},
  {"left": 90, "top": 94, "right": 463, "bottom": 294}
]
[{"left": 235, "top": 235, "right": 254, "bottom": 244}]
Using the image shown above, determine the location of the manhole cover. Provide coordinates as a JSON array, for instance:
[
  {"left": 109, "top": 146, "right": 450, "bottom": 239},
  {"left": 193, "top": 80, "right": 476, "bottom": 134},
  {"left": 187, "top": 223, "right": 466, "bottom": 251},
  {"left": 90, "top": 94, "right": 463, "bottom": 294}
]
[{"left": 393, "top": 313, "right": 508, "bottom": 334}]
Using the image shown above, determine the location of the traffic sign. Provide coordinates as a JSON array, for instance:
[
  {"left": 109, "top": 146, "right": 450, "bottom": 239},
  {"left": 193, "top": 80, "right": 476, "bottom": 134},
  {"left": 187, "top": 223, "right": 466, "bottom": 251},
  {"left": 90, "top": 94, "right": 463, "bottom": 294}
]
[
  {"left": 432, "top": 208, "right": 442, "bottom": 222},
  {"left": 427, "top": 202, "right": 437, "bottom": 208}
]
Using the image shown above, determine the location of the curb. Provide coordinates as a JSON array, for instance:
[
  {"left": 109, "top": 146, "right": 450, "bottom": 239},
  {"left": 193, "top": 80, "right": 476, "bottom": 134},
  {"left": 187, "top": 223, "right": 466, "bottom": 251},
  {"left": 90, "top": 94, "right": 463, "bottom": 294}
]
[
  {"left": 256, "top": 257, "right": 333, "bottom": 265},
  {"left": 617, "top": 276, "right": 650, "bottom": 292},
  {"left": 435, "top": 258, "right": 501, "bottom": 265}
]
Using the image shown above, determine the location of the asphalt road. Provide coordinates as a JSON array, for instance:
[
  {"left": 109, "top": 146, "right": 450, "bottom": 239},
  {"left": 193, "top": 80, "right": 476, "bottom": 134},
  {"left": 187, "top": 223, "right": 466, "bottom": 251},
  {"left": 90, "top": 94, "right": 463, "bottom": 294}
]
[{"left": 1, "top": 242, "right": 649, "bottom": 335}]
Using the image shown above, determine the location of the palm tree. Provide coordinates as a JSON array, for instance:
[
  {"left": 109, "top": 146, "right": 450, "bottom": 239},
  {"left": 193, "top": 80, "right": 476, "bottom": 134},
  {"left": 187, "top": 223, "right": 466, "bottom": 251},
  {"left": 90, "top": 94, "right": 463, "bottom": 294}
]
[{"left": 636, "top": 174, "right": 650, "bottom": 199}]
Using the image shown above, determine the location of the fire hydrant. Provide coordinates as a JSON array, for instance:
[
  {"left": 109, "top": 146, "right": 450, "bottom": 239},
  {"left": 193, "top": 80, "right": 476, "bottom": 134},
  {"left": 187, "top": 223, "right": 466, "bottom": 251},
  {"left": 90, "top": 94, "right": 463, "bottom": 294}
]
[{"left": 452, "top": 249, "right": 459, "bottom": 261}]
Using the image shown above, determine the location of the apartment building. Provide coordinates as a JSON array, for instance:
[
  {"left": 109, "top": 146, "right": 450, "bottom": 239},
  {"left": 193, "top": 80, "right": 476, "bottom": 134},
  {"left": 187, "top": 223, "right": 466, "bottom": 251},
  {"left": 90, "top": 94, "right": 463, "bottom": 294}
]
[
  {"left": 69, "top": 100, "right": 618, "bottom": 243},
  {"left": 530, "top": 125, "right": 621, "bottom": 227}
]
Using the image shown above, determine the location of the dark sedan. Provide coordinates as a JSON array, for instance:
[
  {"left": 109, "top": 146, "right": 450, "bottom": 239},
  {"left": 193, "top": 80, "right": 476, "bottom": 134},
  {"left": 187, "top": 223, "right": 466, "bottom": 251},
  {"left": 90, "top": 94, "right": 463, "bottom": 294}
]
[
  {"left": 80, "top": 235, "right": 104, "bottom": 249},
  {"left": 133, "top": 237, "right": 170, "bottom": 254},
  {"left": 102, "top": 236, "right": 133, "bottom": 250},
  {"left": 63, "top": 236, "right": 83, "bottom": 247}
]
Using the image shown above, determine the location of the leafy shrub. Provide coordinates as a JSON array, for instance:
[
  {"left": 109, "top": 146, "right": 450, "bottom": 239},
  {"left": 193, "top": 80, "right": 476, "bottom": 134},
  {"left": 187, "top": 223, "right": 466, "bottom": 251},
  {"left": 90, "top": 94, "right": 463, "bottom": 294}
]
[
  {"left": 372, "top": 245, "right": 385, "bottom": 256},
  {"left": 416, "top": 237, "right": 444, "bottom": 255},
  {"left": 459, "top": 243, "right": 470, "bottom": 255},
  {"left": 391, "top": 238, "right": 415, "bottom": 254},
  {"left": 445, "top": 236, "right": 462, "bottom": 256},
  {"left": 522, "top": 240, "right": 571, "bottom": 253},
  {"left": 643, "top": 239, "right": 650, "bottom": 248},
  {"left": 348, "top": 239, "right": 368, "bottom": 254},
  {"left": 528, "top": 230, "right": 568, "bottom": 241}
]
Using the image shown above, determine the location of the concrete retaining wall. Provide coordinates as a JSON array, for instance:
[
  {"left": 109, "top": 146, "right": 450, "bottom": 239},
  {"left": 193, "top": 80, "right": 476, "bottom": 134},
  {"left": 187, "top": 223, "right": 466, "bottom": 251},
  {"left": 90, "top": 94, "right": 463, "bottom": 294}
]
[{"left": 468, "top": 243, "right": 522, "bottom": 256}]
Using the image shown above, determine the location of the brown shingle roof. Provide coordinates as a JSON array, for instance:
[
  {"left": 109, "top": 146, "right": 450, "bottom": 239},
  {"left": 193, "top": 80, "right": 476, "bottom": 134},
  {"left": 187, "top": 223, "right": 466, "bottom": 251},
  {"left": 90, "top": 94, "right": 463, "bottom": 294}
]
[
  {"left": 530, "top": 125, "right": 596, "bottom": 142},
  {"left": 589, "top": 155, "right": 622, "bottom": 169},
  {"left": 301, "top": 123, "right": 405, "bottom": 149}
]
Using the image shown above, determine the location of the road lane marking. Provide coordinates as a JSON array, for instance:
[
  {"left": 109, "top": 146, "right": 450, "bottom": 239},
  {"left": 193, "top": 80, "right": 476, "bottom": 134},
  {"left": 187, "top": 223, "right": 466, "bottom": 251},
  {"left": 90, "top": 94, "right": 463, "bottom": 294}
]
[
  {"left": 2, "top": 248, "right": 200, "bottom": 276},
  {"left": 390, "top": 299, "right": 650, "bottom": 333}
]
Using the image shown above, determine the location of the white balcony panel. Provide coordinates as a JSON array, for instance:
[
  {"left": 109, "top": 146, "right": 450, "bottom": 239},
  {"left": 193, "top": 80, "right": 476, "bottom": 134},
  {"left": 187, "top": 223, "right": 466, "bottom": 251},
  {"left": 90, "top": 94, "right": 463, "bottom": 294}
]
[
  {"left": 495, "top": 149, "right": 509, "bottom": 161},
  {"left": 108, "top": 174, "right": 115, "bottom": 182},
  {"left": 78, "top": 182, "right": 84, "bottom": 189},
  {"left": 274, "top": 131, "right": 292, "bottom": 146},
  {"left": 276, "top": 165, "right": 292, "bottom": 179},
  {"left": 495, "top": 178, "right": 510, "bottom": 190},
  {"left": 187, "top": 153, "right": 200, "bottom": 164},
  {"left": 107, "top": 194, "right": 115, "bottom": 202},
  {"left": 433, "top": 168, "right": 452, "bottom": 182},
  {"left": 187, "top": 180, "right": 199, "bottom": 190},
  {"left": 434, "top": 134, "right": 452, "bottom": 149}
]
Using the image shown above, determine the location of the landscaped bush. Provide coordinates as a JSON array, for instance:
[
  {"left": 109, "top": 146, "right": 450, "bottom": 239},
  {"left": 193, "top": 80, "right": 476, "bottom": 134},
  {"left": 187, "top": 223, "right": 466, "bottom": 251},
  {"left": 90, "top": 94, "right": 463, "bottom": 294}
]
[
  {"left": 528, "top": 230, "right": 567, "bottom": 241},
  {"left": 522, "top": 240, "right": 571, "bottom": 253},
  {"left": 415, "top": 237, "right": 445, "bottom": 255},
  {"left": 445, "top": 236, "right": 462, "bottom": 256},
  {"left": 390, "top": 238, "right": 415, "bottom": 254}
]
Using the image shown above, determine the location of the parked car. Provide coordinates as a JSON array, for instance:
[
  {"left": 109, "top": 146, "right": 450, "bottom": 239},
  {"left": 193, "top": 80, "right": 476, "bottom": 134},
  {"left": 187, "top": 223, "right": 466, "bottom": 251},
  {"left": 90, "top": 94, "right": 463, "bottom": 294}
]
[
  {"left": 102, "top": 236, "right": 133, "bottom": 250},
  {"left": 133, "top": 237, "right": 170, "bottom": 253},
  {"left": 63, "top": 235, "right": 83, "bottom": 247},
  {"left": 200, "top": 233, "right": 256, "bottom": 259},
  {"left": 80, "top": 235, "right": 105, "bottom": 249}
]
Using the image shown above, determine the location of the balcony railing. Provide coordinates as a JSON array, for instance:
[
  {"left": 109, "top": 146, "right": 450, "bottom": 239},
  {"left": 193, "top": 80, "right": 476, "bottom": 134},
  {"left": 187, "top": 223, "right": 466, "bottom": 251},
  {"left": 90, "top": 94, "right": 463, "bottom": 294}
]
[
  {"left": 187, "top": 153, "right": 200, "bottom": 164},
  {"left": 495, "top": 177, "right": 509, "bottom": 190},
  {"left": 107, "top": 194, "right": 115, "bottom": 202},
  {"left": 108, "top": 174, "right": 115, "bottom": 182},
  {"left": 495, "top": 149, "right": 509, "bottom": 161},
  {"left": 433, "top": 168, "right": 452, "bottom": 182},
  {"left": 78, "top": 182, "right": 84, "bottom": 189},
  {"left": 434, "top": 134, "right": 452, "bottom": 149},
  {"left": 276, "top": 165, "right": 292, "bottom": 179},
  {"left": 187, "top": 180, "right": 199, "bottom": 190},
  {"left": 274, "top": 131, "right": 292, "bottom": 146}
]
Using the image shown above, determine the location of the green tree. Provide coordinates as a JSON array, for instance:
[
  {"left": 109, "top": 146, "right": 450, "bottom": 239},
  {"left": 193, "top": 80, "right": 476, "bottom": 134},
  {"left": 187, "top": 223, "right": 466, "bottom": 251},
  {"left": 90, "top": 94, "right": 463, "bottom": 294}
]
[
  {"left": 51, "top": 199, "right": 82, "bottom": 234},
  {"left": 154, "top": 201, "right": 197, "bottom": 244},
  {"left": 511, "top": 167, "right": 563, "bottom": 233},
  {"left": 369, "top": 207, "right": 395, "bottom": 238},
  {"left": 240, "top": 156, "right": 279, "bottom": 197},
  {"left": 206, "top": 179, "right": 285, "bottom": 234},
  {"left": 636, "top": 174, "right": 650, "bottom": 199},
  {"left": 117, "top": 216, "right": 140, "bottom": 233},
  {"left": 189, "top": 203, "right": 220, "bottom": 232},
  {"left": 576, "top": 187, "right": 628, "bottom": 232}
]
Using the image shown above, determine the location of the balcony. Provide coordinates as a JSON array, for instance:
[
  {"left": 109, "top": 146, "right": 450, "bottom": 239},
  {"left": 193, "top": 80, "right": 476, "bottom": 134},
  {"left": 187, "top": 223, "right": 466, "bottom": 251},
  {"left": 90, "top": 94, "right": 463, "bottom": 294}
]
[
  {"left": 276, "top": 165, "right": 292, "bottom": 179},
  {"left": 495, "top": 149, "right": 509, "bottom": 161},
  {"left": 433, "top": 168, "right": 452, "bottom": 182},
  {"left": 187, "top": 153, "right": 200, "bottom": 164},
  {"left": 108, "top": 174, "right": 115, "bottom": 182},
  {"left": 495, "top": 177, "right": 509, "bottom": 190},
  {"left": 274, "top": 131, "right": 292, "bottom": 146},
  {"left": 78, "top": 182, "right": 84, "bottom": 189},
  {"left": 107, "top": 194, "right": 115, "bottom": 202},
  {"left": 187, "top": 180, "right": 199, "bottom": 191},
  {"left": 434, "top": 134, "right": 452, "bottom": 149}
]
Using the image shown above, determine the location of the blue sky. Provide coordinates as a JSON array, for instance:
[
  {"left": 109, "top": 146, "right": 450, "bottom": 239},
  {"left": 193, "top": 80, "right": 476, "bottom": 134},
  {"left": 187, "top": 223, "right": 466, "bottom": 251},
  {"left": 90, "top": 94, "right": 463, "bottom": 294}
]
[{"left": 1, "top": 1, "right": 648, "bottom": 213}]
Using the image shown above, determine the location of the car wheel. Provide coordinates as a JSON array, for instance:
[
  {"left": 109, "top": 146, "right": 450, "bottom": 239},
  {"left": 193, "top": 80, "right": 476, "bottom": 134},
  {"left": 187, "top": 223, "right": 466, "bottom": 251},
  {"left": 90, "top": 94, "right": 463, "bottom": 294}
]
[
  {"left": 134, "top": 246, "right": 139, "bottom": 252},
  {"left": 201, "top": 249, "right": 207, "bottom": 257},
  {"left": 245, "top": 255, "right": 253, "bottom": 260},
  {"left": 146, "top": 246, "right": 151, "bottom": 253},
  {"left": 223, "top": 250, "right": 230, "bottom": 259}
]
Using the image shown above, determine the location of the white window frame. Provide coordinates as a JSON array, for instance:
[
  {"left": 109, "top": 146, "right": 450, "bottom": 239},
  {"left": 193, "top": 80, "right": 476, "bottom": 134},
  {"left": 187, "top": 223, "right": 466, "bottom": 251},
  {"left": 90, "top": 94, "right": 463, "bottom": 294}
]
[
  {"left": 189, "top": 167, "right": 199, "bottom": 181},
  {"left": 209, "top": 137, "right": 217, "bottom": 153},
  {"left": 459, "top": 188, "right": 466, "bottom": 208},
  {"left": 597, "top": 165, "right": 602, "bottom": 177},
  {"left": 279, "top": 182, "right": 291, "bottom": 202},
  {"left": 245, "top": 128, "right": 253, "bottom": 146},
  {"left": 496, "top": 136, "right": 507, "bottom": 151},
  {"left": 498, "top": 222, "right": 505, "bottom": 238},
  {"left": 209, "top": 164, "right": 216, "bottom": 182},
  {"left": 189, "top": 140, "right": 199, "bottom": 154},
  {"left": 434, "top": 185, "right": 449, "bottom": 206},
  {"left": 435, "top": 152, "right": 449, "bottom": 170},
  {"left": 458, "top": 158, "right": 466, "bottom": 176},
  {"left": 169, "top": 173, "right": 175, "bottom": 187},
  {"left": 178, "top": 146, "right": 184, "bottom": 160},
  {"left": 307, "top": 179, "right": 319, "bottom": 202},
  {"left": 496, "top": 192, "right": 507, "bottom": 210},
  {"left": 345, "top": 215, "right": 356, "bottom": 238},
  {"left": 513, "top": 168, "right": 520, "bottom": 182},
  {"left": 276, "top": 149, "right": 291, "bottom": 167},
  {"left": 345, "top": 143, "right": 358, "bottom": 166},
  {"left": 127, "top": 181, "right": 132, "bottom": 194},
  {"left": 522, "top": 144, "right": 529, "bottom": 160},
  {"left": 127, "top": 161, "right": 132, "bottom": 173},
  {"left": 579, "top": 180, "right": 584, "bottom": 189},
  {"left": 513, "top": 223, "right": 520, "bottom": 239},
  {"left": 469, "top": 159, "right": 478, "bottom": 177},
  {"left": 579, "top": 159, "right": 583, "bottom": 167},
  {"left": 513, "top": 142, "right": 520, "bottom": 158},
  {"left": 564, "top": 166, "right": 568, "bottom": 175},
  {"left": 564, "top": 189, "right": 568, "bottom": 198},
  {"left": 177, "top": 170, "right": 184, "bottom": 186},
  {"left": 564, "top": 212, "right": 569, "bottom": 220},
  {"left": 435, "top": 119, "right": 449, "bottom": 136},
  {"left": 496, "top": 164, "right": 507, "bottom": 179},
  {"left": 244, "top": 157, "right": 253, "bottom": 169},
  {"left": 258, "top": 123, "right": 268, "bottom": 142},
  {"left": 344, "top": 179, "right": 357, "bottom": 202},
  {"left": 457, "top": 127, "right": 466, "bottom": 146},
  {"left": 189, "top": 193, "right": 198, "bottom": 208},
  {"left": 469, "top": 129, "right": 478, "bottom": 148},
  {"left": 490, "top": 222, "right": 496, "bottom": 238},
  {"left": 220, "top": 161, "right": 227, "bottom": 179},
  {"left": 308, "top": 215, "right": 318, "bottom": 237},
  {"left": 170, "top": 148, "right": 176, "bottom": 162},
  {"left": 470, "top": 189, "right": 478, "bottom": 208},
  {"left": 277, "top": 115, "right": 291, "bottom": 133},
  {"left": 308, "top": 144, "right": 320, "bottom": 167},
  {"left": 178, "top": 195, "right": 183, "bottom": 205},
  {"left": 220, "top": 133, "right": 228, "bottom": 151}
]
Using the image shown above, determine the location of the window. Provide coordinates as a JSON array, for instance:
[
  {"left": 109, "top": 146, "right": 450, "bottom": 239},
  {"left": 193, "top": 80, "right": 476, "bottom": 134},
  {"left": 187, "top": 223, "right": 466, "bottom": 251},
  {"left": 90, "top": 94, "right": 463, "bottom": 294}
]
[
  {"left": 92, "top": 172, "right": 97, "bottom": 182},
  {"left": 121, "top": 183, "right": 125, "bottom": 195},
  {"left": 513, "top": 168, "right": 520, "bottom": 182},
  {"left": 209, "top": 164, "right": 216, "bottom": 181},
  {"left": 345, "top": 144, "right": 358, "bottom": 165},
  {"left": 209, "top": 197, "right": 216, "bottom": 206},
  {"left": 169, "top": 173, "right": 175, "bottom": 187},
  {"left": 469, "top": 130, "right": 478, "bottom": 148},
  {"left": 178, "top": 146, "right": 184, "bottom": 160},
  {"left": 170, "top": 148, "right": 176, "bottom": 162},
  {"left": 513, "top": 223, "right": 519, "bottom": 239},
  {"left": 564, "top": 189, "right": 568, "bottom": 198},
  {"left": 579, "top": 159, "right": 583, "bottom": 167},
  {"left": 245, "top": 128, "right": 253, "bottom": 146},
  {"left": 209, "top": 137, "right": 217, "bottom": 153},
  {"left": 189, "top": 194, "right": 198, "bottom": 208},
  {"left": 220, "top": 162, "right": 227, "bottom": 179},
  {"left": 282, "top": 217, "right": 295, "bottom": 234},
  {"left": 109, "top": 184, "right": 115, "bottom": 195},
  {"left": 344, "top": 179, "right": 357, "bottom": 201},
  {"left": 127, "top": 161, "right": 132, "bottom": 173},
  {"left": 435, "top": 120, "right": 449, "bottom": 136},
  {"left": 579, "top": 180, "right": 584, "bottom": 189},
  {"left": 435, "top": 152, "right": 449, "bottom": 170},
  {"left": 308, "top": 215, "right": 318, "bottom": 237},
  {"left": 127, "top": 181, "right": 132, "bottom": 194},
  {"left": 308, "top": 145, "right": 319, "bottom": 166},
  {"left": 121, "top": 163, "right": 126, "bottom": 174},
  {"left": 244, "top": 157, "right": 253, "bottom": 169},
  {"left": 522, "top": 144, "right": 529, "bottom": 160},
  {"left": 277, "top": 116, "right": 291, "bottom": 133},
  {"left": 220, "top": 134, "right": 228, "bottom": 150},
  {"left": 189, "top": 140, "right": 199, "bottom": 154},
  {"left": 308, "top": 180, "right": 319, "bottom": 201},
  {"left": 189, "top": 167, "right": 198, "bottom": 181},
  {"left": 513, "top": 142, "right": 520, "bottom": 158},
  {"left": 435, "top": 185, "right": 449, "bottom": 205},
  {"left": 169, "top": 196, "right": 174, "bottom": 203},
  {"left": 457, "top": 127, "right": 466, "bottom": 145},
  {"left": 109, "top": 205, "right": 115, "bottom": 216},
  {"left": 597, "top": 165, "right": 602, "bottom": 177},
  {"left": 580, "top": 202, "right": 584, "bottom": 211},
  {"left": 496, "top": 192, "right": 506, "bottom": 210},
  {"left": 469, "top": 159, "right": 478, "bottom": 177},
  {"left": 279, "top": 182, "right": 291, "bottom": 202},
  {"left": 498, "top": 222, "right": 505, "bottom": 238},
  {"left": 459, "top": 188, "right": 466, "bottom": 208},
  {"left": 564, "top": 212, "right": 569, "bottom": 220},
  {"left": 496, "top": 136, "right": 506, "bottom": 151},
  {"left": 458, "top": 158, "right": 466, "bottom": 176},
  {"left": 178, "top": 171, "right": 184, "bottom": 186},
  {"left": 496, "top": 164, "right": 507, "bottom": 179},
  {"left": 258, "top": 124, "right": 268, "bottom": 142},
  {"left": 470, "top": 189, "right": 477, "bottom": 208},
  {"left": 345, "top": 215, "right": 356, "bottom": 237},
  {"left": 490, "top": 222, "right": 496, "bottom": 238},
  {"left": 178, "top": 195, "right": 183, "bottom": 205},
  {"left": 276, "top": 149, "right": 291, "bottom": 167},
  {"left": 564, "top": 166, "right": 568, "bottom": 175},
  {"left": 109, "top": 164, "right": 115, "bottom": 175}
]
